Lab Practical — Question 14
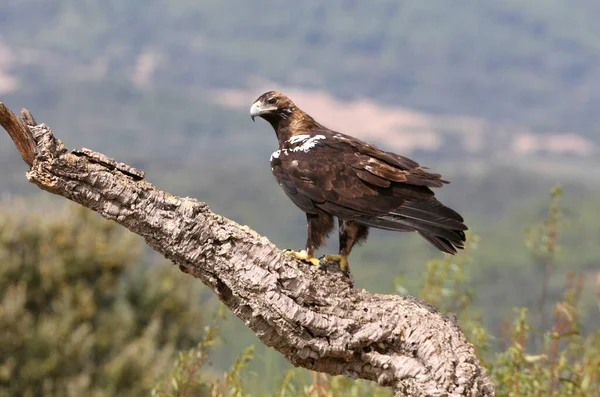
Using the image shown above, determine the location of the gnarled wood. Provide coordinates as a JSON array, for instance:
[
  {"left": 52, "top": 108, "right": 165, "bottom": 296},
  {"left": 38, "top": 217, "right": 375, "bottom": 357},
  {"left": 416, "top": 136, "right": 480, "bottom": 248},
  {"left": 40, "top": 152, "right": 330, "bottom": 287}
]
[
  {"left": 0, "top": 102, "right": 495, "bottom": 396},
  {"left": 0, "top": 103, "right": 37, "bottom": 165}
]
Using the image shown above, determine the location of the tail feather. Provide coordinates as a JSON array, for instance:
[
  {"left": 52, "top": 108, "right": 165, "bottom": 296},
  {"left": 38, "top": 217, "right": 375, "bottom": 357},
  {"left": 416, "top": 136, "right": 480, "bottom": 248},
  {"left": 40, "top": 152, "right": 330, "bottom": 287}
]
[
  {"left": 356, "top": 198, "right": 467, "bottom": 254},
  {"left": 417, "top": 231, "right": 462, "bottom": 255},
  {"left": 398, "top": 198, "right": 466, "bottom": 227}
]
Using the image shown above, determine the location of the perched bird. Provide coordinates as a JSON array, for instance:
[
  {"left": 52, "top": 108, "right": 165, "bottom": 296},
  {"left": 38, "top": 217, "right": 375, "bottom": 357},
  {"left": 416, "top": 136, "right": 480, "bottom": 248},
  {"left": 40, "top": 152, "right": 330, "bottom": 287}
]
[{"left": 250, "top": 91, "right": 467, "bottom": 276}]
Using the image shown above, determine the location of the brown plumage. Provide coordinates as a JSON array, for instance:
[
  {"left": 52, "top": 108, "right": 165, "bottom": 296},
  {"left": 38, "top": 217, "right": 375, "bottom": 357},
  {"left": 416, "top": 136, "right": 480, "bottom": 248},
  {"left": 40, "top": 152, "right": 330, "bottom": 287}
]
[{"left": 250, "top": 91, "right": 467, "bottom": 275}]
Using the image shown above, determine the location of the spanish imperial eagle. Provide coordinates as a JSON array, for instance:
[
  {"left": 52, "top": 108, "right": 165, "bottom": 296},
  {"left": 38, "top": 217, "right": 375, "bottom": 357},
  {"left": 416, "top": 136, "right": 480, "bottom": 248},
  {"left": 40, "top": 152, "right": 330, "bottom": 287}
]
[{"left": 250, "top": 91, "right": 467, "bottom": 276}]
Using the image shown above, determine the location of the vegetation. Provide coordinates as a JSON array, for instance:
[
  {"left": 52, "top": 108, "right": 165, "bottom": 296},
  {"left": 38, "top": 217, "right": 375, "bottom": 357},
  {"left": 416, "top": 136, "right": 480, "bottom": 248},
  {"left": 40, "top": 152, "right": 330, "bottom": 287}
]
[
  {"left": 149, "top": 187, "right": 600, "bottom": 396},
  {"left": 1, "top": 188, "right": 598, "bottom": 396},
  {"left": 1, "top": 1, "right": 599, "bottom": 394},
  {"left": 0, "top": 201, "right": 207, "bottom": 397}
]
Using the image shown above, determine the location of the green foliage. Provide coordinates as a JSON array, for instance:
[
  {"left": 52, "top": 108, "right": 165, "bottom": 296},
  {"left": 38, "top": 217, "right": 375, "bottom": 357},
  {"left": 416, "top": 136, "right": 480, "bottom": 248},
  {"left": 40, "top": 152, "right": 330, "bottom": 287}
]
[
  {"left": 486, "top": 186, "right": 600, "bottom": 395},
  {"left": 153, "top": 186, "right": 599, "bottom": 396},
  {"left": 151, "top": 309, "right": 224, "bottom": 397},
  {"left": 490, "top": 278, "right": 600, "bottom": 396},
  {"left": 1, "top": 186, "right": 599, "bottom": 395},
  {"left": 2, "top": 2, "right": 600, "bottom": 392},
  {"left": 156, "top": 336, "right": 392, "bottom": 397},
  {"left": 0, "top": 200, "right": 206, "bottom": 397}
]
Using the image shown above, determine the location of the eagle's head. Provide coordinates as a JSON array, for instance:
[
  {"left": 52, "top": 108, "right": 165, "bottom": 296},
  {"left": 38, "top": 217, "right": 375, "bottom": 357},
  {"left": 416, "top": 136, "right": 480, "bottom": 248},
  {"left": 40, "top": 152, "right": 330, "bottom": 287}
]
[{"left": 250, "top": 91, "right": 295, "bottom": 122}]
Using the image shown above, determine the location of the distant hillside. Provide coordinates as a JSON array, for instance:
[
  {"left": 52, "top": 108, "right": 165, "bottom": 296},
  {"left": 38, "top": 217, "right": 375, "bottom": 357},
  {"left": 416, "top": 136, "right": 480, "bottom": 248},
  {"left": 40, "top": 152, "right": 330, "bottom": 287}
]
[
  {"left": 3, "top": 1, "right": 600, "bottom": 363},
  {"left": 2, "top": 0, "right": 599, "bottom": 234},
  {"left": 214, "top": 84, "right": 597, "bottom": 161},
  {"left": 2, "top": 0, "right": 600, "bottom": 140}
]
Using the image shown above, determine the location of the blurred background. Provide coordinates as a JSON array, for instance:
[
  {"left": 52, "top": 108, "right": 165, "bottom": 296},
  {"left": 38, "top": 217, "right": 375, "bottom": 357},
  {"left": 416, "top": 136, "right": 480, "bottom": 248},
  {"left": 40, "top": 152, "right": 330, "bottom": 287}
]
[{"left": 1, "top": 1, "right": 599, "bottom": 396}]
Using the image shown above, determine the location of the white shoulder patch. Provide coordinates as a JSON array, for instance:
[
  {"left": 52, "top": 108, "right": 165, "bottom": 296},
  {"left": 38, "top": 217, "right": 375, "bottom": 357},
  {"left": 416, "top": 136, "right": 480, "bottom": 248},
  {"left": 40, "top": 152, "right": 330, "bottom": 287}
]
[
  {"left": 287, "top": 134, "right": 326, "bottom": 153},
  {"left": 272, "top": 135, "right": 327, "bottom": 162},
  {"left": 288, "top": 134, "right": 311, "bottom": 144}
]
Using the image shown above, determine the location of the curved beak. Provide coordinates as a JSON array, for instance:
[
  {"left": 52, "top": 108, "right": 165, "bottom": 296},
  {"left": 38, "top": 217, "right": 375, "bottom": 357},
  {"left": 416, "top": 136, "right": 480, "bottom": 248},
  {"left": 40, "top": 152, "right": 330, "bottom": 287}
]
[{"left": 250, "top": 102, "right": 261, "bottom": 122}]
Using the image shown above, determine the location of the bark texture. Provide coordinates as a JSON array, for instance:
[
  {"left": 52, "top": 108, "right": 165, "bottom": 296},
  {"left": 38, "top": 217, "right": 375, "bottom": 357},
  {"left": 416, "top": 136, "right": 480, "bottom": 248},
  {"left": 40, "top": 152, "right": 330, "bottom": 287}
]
[{"left": 0, "top": 102, "right": 495, "bottom": 397}]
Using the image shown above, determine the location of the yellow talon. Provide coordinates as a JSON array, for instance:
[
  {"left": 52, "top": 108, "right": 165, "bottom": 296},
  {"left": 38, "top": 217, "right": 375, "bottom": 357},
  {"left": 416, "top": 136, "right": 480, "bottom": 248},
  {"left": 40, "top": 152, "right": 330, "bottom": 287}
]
[
  {"left": 319, "top": 254, "right": 350, "bottom": 275},
  {"left": 284, "top": 249, "right": 320, "bottom": 266}
]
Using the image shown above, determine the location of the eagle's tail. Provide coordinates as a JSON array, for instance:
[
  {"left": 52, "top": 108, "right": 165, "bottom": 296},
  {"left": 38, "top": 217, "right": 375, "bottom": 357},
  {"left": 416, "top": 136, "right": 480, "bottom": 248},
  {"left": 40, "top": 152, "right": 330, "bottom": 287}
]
[{"left": 357, "top": 198, "right": 467, "bottom": 254}]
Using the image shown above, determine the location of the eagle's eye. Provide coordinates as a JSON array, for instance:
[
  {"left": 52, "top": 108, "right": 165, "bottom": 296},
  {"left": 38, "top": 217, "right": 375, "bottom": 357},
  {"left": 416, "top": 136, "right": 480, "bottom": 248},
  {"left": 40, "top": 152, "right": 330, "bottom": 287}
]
[{"left": 267, "top": 97, "right": 278, "bottom": 105}]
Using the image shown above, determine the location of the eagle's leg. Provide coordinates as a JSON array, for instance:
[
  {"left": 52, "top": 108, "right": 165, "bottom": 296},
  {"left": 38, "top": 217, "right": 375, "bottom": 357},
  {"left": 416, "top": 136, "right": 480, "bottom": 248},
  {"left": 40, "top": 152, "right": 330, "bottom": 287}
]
[
  {"left": 320, "top": 220, "right": 369, "bottom": 275},
  {"left": 284, "top": 211, "right": 333, "bottom": 267}
]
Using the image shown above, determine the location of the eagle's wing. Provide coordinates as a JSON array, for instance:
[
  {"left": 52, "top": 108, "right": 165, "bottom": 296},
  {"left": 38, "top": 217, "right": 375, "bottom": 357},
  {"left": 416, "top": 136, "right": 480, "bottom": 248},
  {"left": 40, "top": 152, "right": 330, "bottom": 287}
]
[
  {"left": 272, "top": 131, "right": 467, "bottom": 253},
  {"left": 274, "top": 139, "right": 405, "bottom": 215}
]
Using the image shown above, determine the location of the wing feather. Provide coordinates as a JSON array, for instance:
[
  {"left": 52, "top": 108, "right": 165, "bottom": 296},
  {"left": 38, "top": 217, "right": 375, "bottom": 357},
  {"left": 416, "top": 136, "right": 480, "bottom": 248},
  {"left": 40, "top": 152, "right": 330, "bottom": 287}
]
[
  {"left": 354, "top": 169, "right": 391, "bottom": 187},
  {"left": 358, "top": 144, "right": 420, "bottom": 170},
  {"left": 345, "top": 152, "right": 408, "bottom": 182},
  {"left": 339, "top": 137, "right": 447, "bottom": 187}
]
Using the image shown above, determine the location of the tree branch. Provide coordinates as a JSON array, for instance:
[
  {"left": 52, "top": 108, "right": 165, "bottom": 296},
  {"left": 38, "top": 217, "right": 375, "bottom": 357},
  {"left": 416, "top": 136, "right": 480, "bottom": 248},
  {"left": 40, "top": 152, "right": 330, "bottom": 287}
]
[
  {"left": 0, "top": 103, "right": 37, "bottom": 165},
  {"left": 0, "top": 102, "right": 495, "bottom": 396}
]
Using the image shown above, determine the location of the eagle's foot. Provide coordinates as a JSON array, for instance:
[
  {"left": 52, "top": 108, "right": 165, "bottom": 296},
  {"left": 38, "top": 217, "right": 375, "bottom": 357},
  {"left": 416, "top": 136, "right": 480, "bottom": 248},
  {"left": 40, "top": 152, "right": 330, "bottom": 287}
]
[
  {"left": 283, "top": 249, "right": 320, "bottom": 267},
  {"left": 318, "top": 255, "right": 351, "bottom": 276}
]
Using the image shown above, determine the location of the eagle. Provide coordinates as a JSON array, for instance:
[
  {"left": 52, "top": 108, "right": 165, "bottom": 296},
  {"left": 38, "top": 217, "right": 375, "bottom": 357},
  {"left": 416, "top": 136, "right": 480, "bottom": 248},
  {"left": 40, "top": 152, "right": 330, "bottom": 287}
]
[{"left": 250, "top": 91, "right": 467, "bottom": 276}]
